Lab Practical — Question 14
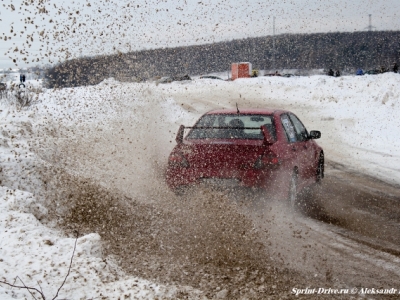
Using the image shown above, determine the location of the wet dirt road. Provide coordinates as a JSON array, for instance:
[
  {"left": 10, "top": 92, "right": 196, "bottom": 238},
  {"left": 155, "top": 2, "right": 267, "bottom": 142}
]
[
  {"left": 52, "top": 133, "right": 400, "bottom": 298},
  {"left": 245, "top": 160, "right": 400, "bottom": 291},
  {"left": 43, "top": 137, "right": 400, "bottom": 298}
]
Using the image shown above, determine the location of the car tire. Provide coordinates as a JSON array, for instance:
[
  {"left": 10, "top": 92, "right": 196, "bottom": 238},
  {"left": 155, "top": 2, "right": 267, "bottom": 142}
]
[
  {"left": 316, "top": 152, "right": 324, "bottom": 183},
  {"left": 173, "top": 186, "right": 186, "bottom": 196},
  {"left": 288, "top": 171, "right": 298, "bottom": 208}
]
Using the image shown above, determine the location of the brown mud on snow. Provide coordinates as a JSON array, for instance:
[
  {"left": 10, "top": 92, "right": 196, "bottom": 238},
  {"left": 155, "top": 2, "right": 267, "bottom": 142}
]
[
  {"left": 42, "top": 163, "right": 400, "bottom": 299},
  {"left": 32, "top": 89, "right": 400, "bottom": 298},
  {"left": 35, "top": 130, "right": 400, "bottom": 298},
  {"left": 42, "top": 169, "right": 322, "bottom": 299},
  {"left": 35, "top": 149, "right": 400, "bottom": 299}
]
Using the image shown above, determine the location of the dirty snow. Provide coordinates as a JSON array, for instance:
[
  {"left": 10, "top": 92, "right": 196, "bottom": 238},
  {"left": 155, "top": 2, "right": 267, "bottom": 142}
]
[{"left": 0, "top": 72, "right": 399, "bottom": 298}]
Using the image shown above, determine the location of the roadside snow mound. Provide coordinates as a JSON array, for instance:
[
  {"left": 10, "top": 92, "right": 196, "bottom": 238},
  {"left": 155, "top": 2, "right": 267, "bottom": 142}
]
[
  {"left": 0, "top": 186, "right": 201, "bottom": 299},
  {"left": 1, "top": 187, "right": 47, "bottom": 220}
]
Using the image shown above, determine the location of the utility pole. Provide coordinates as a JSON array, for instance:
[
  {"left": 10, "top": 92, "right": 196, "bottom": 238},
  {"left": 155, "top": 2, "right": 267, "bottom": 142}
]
[
  {"left": 364, "top": 14, "right": 377, "bottom": 67},
  {"left": 365, "top": 14, "right": 376, "bottom": 31},
  {"left": 368, "top": 14, "right": 372, "bottom": 31},
  {"left": 272, "top": 16, "right": 276, "bottom": 70}
]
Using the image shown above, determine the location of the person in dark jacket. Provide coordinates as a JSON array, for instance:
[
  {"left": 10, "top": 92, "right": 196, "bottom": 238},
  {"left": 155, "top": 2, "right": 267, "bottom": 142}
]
[
  {"left": 327, "top": 69, "right": 334, "bottom": 76},
  {"left": 335, "top": 70, "right": 340, "bottom": 77},
  {"left": 393, "top": 63, "right": 398, "bottom": 73}
]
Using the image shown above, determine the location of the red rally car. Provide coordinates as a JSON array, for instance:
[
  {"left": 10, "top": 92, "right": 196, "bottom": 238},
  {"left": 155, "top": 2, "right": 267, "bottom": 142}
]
[{"left": 166, "top": 108, "right": 324, "bottom": 204}]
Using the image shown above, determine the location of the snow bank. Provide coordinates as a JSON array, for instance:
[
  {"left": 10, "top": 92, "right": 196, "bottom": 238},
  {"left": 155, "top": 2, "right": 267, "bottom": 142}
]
[{"left": 0, "top": 187, "right": 195, "bottom": 299}]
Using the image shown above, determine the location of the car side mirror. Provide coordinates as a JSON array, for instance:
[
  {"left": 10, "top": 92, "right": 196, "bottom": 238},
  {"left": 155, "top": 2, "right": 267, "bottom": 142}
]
[
  {"left": 309, "top": 130, "right": 321, "bottom": 139},
  {"left": 261, "top": 125, "right": 276, "bottom": 145},
  {"left": 176, "top": 125, "right": 185, "bottom": 144}
]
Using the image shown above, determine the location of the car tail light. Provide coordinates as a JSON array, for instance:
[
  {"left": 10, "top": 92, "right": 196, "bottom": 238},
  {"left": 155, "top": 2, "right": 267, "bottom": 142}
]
[
  {"left": 253, "top": 152, "right": 280, "bottom": 170},
  {"left": 168, "top": 152, "right": 189, "bottom": 168}
]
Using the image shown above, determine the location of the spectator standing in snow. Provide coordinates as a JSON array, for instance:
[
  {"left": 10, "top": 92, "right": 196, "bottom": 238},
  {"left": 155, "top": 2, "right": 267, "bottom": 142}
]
[
  {"left": 393, "top": 63, "right": 398, "bottom": 73},
  {"left": 335, "top": 70, "right": 340, "bottom": 77},
  {"left": 327, "top": 69, "right": 334, "bottom": 76}
]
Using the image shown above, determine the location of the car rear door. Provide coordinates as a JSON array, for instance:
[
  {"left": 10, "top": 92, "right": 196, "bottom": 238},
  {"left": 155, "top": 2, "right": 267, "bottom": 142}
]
[
  {"left": 288, "top": 113, "right": 316, "bottom": 183},
  {"left": 279, "top": 114, "right": 302, "bottom": 177}
]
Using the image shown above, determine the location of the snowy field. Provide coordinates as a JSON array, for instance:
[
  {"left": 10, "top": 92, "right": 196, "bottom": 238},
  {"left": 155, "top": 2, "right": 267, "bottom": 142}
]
[{"left": 0, "top": 73, "right": 399, "bottom": 298}]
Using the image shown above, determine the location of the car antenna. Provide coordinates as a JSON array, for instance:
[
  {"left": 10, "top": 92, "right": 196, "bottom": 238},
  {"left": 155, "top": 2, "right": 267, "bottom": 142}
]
[{"left": 236, "top": 102, "right": 240, "bottom": 114}]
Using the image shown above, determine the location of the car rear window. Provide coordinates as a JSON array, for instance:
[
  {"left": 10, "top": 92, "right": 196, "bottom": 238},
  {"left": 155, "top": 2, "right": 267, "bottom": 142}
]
[{"left": 187, "top": 114, "right": 276, "bottom": 140}]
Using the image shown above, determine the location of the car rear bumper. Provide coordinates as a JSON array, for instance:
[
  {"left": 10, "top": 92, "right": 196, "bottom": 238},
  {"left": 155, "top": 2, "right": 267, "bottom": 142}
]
[{"left": 166, "top": 166, "right": 283, "bottom": 193}]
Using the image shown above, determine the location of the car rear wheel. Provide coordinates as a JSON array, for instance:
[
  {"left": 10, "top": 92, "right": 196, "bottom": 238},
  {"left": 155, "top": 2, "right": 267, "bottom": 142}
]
[
  {"left": 173, "top": 185, "right": 188, "bottom": 196},
  {"left": 288, "top": 171, "right": 298, "bottom": 208},
  {"left": 316, "top": 152, "right": 324, "bottom": 183}
]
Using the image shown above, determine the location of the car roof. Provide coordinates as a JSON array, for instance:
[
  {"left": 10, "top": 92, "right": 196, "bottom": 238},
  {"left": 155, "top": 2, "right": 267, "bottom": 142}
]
[{"left": 204, "top": 108, "right": 284, "bottom": 115}]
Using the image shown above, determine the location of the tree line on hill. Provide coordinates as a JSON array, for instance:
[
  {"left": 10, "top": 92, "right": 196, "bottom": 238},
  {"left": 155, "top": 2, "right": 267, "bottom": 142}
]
[{"left": 44, "top": 31, "right": 400, "bottom": 88}]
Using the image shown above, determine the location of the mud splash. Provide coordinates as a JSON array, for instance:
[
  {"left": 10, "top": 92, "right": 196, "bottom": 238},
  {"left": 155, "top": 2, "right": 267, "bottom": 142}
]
[{"left": 37, "top": 167, "right": 316, "bottom": 298}]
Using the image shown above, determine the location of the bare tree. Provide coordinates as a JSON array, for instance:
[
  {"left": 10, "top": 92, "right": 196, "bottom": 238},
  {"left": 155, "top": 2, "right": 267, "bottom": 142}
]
[{"left": 0, "top": 231, "right": 79, "bottom": 300}]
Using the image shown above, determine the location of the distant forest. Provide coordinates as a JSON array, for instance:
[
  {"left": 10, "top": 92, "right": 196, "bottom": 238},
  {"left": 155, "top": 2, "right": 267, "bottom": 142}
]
[{"left": 45, "top": 31, "right": 400, "bottom": 88}]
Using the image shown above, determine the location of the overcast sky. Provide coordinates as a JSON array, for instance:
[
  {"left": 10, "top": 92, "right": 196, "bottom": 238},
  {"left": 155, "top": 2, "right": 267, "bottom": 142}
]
[{"left": 1, "top": 0, "right": 400, "bottom": 69}]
